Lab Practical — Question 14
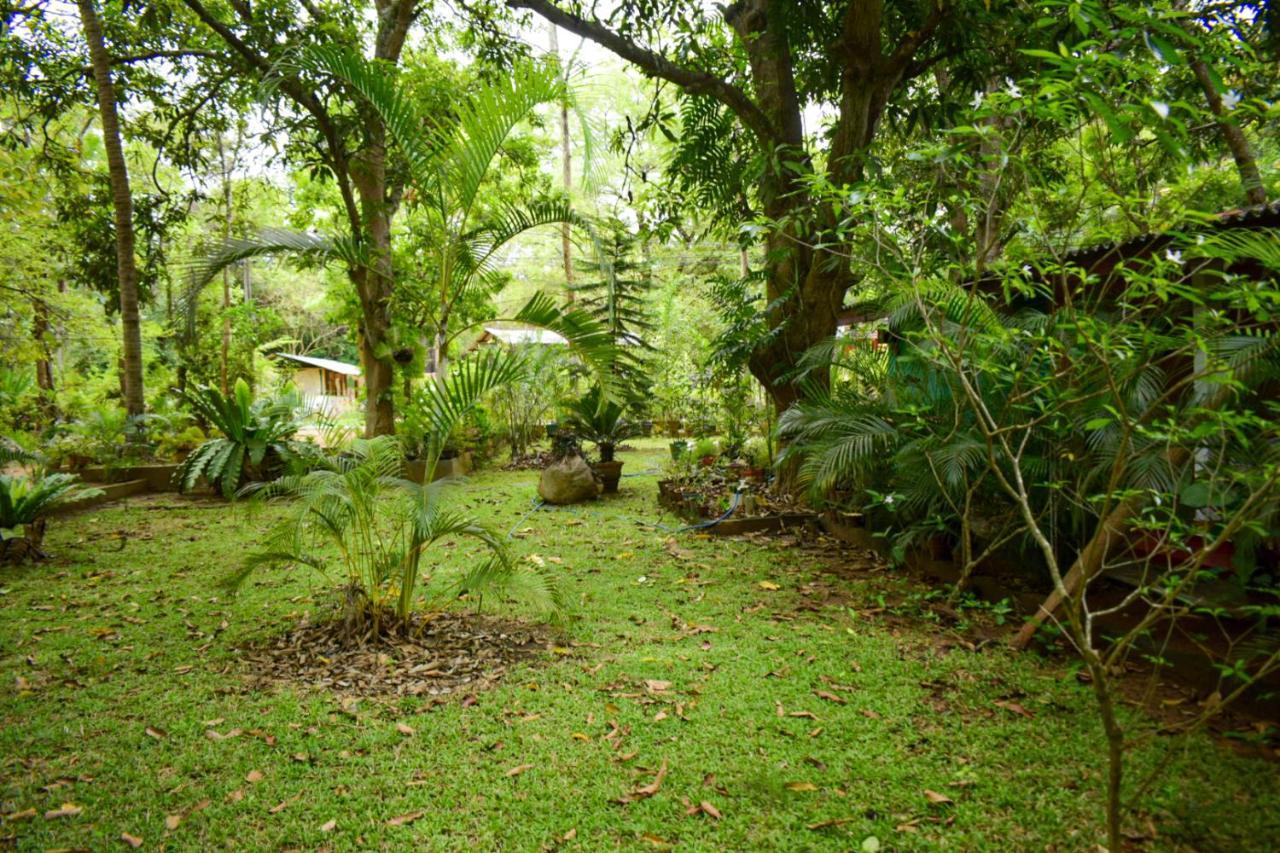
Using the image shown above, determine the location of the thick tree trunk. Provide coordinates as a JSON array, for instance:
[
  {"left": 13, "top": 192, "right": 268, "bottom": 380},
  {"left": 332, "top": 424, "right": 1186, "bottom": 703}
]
[
  {"left": 511, "top": 0, "right": 943, "bottom": 415},
  {"left": 350, "top": 139, "right": 398, "bottom": 437},
  {"left": 78, "top": 0, "right": 144, "bottom": 417},
  {"left": 32, "top": 298, "right": 57, "bottom": 420}
]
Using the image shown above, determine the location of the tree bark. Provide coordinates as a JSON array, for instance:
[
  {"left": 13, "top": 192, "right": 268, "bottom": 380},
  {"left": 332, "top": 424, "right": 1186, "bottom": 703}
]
[
  {"left": 32, "top": 297, "right": 57, "bottom": 420},
  {"left": 1189, "top": 55, "right": 1267, "bottom": 206},
  {"left": 549, "top": 22, "right": 575, "bottom": 298},
  {"left": 77, "top": 0, "right": 144, "bottom": 417}
]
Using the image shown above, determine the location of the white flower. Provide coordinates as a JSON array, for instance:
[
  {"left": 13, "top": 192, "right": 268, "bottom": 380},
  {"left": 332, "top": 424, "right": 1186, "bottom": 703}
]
[
  {"left": 972, "top": 90, "right": 984, "bottom": 109},
  {"left": 1005, "top": 79, "right": 1022, "bottom": 99},
  {"left": 1221, "top": 90, "right": 1241, "bottom": 111},
  {"left": 1165, "top": 248, "right": 1183, "bottom": 264},
  {"left": 883, "top": 495, "right": 895, "bottom": 506},
  {"left": 1022, "top": 263, "right": 1033, "bottom": 276},
  {"left": 1151, "top": 100, "right": 1170, "bottom": 119}
]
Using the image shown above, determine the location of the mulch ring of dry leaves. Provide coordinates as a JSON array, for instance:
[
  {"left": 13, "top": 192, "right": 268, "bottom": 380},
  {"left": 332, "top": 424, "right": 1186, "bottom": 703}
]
[{"left": 237, "top": 611, "right": 557, "bottom": 700}]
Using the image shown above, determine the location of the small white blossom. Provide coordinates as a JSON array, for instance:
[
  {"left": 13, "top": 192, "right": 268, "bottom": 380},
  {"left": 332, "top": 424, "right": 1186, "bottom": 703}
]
[
  {"left": 1221, "top": 90, "right": 1241, "bottom": 110},
  {"left": 1151, "top": 100, "right": 1170, "bottom": 119},
  {"left": 883, "top": 495, "right": 895, "bottom": 506},
  {"left": 972, "top": 90, "right": 984, "bottom": 109},
  {"left": 1165, "top": 248, "right": 1183, "bottom": 264},
  {"left": 1022, "top": 263, "right": 1033, "bottom": 276},
  {"left": 1005, "top": 79, "right": 1022, "bottom": 99}
]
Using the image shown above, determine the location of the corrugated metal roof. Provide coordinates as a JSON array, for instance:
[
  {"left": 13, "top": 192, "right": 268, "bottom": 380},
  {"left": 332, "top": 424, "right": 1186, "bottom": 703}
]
[
  {"left": 274, "top": 352, "right": 362, "bottom": 376},
  {"left": 1063, "top": 200, "right": 1280, "bottom": 266},
  {"left": 482, "top": 326, "right": 568, "bottom": 345}
]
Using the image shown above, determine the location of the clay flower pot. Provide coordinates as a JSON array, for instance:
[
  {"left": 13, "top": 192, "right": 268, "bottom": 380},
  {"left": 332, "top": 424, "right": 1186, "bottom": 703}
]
[{"left": 592, "top": 459, "right": 624, "bottom": 493}]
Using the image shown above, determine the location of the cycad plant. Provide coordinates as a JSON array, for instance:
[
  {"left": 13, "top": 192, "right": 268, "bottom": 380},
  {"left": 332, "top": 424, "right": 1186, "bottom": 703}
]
[
  {"left": 0, "top": 473, "right": 101, "bottom": 562},
  {"left": 561, "top": 385, "right": 637, "bottom": 464},
  {"left": 234, "top": 349, "right": 564, "bottom": 636},
  {"left": 175, "top": 379, "right": 308, "bottom": 497}
]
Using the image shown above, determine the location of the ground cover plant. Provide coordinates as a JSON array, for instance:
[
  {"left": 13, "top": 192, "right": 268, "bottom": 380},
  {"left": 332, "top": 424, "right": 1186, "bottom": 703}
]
[{"left": 2, "top": 442, "right": 1278, "bottom": 850}]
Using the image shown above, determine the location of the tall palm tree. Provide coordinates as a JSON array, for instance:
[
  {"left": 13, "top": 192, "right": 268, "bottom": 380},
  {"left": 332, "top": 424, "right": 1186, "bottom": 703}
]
[
  {"left": 190, "top": 50, "right": 600, "bottom": 403},
  {"left": 76, "top": 0, "right": 144, "bottom": 417}
]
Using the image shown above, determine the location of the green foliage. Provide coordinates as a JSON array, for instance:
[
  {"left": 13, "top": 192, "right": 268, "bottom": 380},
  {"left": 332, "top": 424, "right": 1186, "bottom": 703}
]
[
  {"left": 0, "top": 473, "right": 99, "bottom": 533},
  {"left": 560, "top": 385, "right": 638, "bottom": 463},
  {"left": 174, "top": 379, "right": 307, "bottom": 498},
  {"left": 234, "top": 435, "right": 559, "bottom": 630}
]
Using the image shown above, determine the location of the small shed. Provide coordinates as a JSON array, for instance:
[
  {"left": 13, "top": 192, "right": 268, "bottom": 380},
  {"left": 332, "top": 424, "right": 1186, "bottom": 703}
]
[{"left": 274, "top": 353, "right": 362, "bottom": 415}]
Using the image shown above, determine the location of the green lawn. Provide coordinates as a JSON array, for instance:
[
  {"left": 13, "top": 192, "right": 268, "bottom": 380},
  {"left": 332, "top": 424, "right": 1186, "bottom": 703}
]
[{"left": 2, "top": 440, "right": 1277, "bottom": 850}]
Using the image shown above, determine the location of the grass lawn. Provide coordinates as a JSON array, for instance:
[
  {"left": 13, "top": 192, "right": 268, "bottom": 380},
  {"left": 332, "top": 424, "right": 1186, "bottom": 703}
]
[{"left": 2, "top": 439, "right": 1277, "bottom": 850}]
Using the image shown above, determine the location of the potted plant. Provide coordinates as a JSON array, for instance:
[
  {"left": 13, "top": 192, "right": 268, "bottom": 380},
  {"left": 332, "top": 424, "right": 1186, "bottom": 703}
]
[
  {"left": 742, "top": 436, "right": 770, "bottom": 482},
  {"left": 561, "top": 387, "right": 638, "bottom": 493},
  {"left": 692, "top": 436, "right": 718, "bottom": 467}
]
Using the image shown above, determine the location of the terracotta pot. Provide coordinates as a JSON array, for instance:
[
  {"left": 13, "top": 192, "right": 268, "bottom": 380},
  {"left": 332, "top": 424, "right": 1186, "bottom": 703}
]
[{"left": 593, "top": 459, "right": 624, "bottom": 493}]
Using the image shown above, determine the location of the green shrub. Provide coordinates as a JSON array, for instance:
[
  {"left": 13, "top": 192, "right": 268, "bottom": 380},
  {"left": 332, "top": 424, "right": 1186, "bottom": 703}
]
[
  {"left": 233, "top": 435, "right": 559, "bottom": 634},
  {"left": 175, "top": 379, "right": 308, "bottom": 498},
  {"left": 0, "top": 472, "right": 101, "bottom": 561}
]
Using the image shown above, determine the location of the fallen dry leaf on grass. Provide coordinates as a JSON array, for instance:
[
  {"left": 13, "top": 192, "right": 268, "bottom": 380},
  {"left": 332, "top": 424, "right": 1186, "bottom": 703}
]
[
  {"left": 786, "top": 782, "right": 817, "bottom": 792},
  {"left": 617, "top": 759, "right": 668, "bottom": 804},
  {"left": 245, "top": 770, "right": 264, "bottom": 784},
  {"left": 814, "top": 690, "right": 846, "bottom": 705},
  {"left": 684, "top": 799, "right": 722, "bottom": 819},
  {"left": 205, "top": 728, "right": 241, "bottom": 741},
  {"left": 396, "top": 722, "right": 415, "bottom": 736},
  {"left": 644, "top": 679, "right": 672, "bottom": 693},
  {"left": 320, "top": 819, "right": 337, "bottom": 832},
  {"left": 758, "top": 581, "right": 780, "bottom": 591},
  {"left": 44, "top": 803, "right": 82, "bottom": 820},
  {"left": 3, "top": 808, "right": 36, "bottom": 821},
  {"left": 505, "top": 763, "right": 534, "bottom": 777},
  {"left": 164, "top": 814, "right": 182, "bottom": 831},
  {"left": 807, "top": 818, "right": 854, "bottom": 830},
  {"left": 993, "top": 700, "right": 1034, "bottom": 719},
  {"left": 924, "top": 789, "right": 953, "bottom": 805},
  {"left": 120, "top": 832, "right": 143, "bottom": 847},
  {"left": 268, "top": 794, "right": 300, "bottom": 814},
  {"left": 387, "top": 810, "right": 425, "bottom": 826},
  {"left": 145, "top": 726, "right": 166, "bottom": 740}
]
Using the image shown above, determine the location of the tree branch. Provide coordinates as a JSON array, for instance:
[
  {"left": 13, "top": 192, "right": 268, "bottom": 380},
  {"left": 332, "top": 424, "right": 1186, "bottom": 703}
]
[
  {"left": 885, "top": 1, "right": 947, "bottom": 76},
  {"left": 180, "top": 0, "right": 364, "bottom": 241},
  {"left": 506, "top": 0, "right": 779, "bottom": 144}
]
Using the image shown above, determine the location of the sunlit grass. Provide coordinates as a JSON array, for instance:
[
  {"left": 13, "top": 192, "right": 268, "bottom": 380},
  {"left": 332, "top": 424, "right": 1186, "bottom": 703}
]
[{"left": 1, "top": 439, "right": 1276, "bottom": 850}]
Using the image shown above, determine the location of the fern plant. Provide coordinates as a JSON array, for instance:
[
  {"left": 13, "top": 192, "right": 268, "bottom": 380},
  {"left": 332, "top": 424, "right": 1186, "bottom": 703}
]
[
  {"left": 175, "top": 379, "right": 307, "bottom": 497},
  {"left": 0, "top": 473, "right": 101, "bottom": 561}
]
